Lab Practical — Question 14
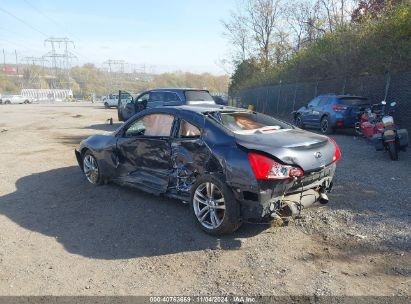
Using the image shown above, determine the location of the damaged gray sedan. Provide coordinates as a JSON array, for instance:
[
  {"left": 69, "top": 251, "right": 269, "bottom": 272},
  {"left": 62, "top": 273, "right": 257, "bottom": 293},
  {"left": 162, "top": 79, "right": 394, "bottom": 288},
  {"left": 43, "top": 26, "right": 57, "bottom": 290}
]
[{"left": 75, "top": 105, "right": 341, "bottom": 235}]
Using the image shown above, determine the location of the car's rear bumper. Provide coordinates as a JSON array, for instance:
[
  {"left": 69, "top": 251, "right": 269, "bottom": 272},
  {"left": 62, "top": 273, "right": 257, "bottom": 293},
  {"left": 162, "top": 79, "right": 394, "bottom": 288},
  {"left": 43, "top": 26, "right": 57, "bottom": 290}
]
[{"left": 234, "top": 163, "right": 336, "bottom": 220}]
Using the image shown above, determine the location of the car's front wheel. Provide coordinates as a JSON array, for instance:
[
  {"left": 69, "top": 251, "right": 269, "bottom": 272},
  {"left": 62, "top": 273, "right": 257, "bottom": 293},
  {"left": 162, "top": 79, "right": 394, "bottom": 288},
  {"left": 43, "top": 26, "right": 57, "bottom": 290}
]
[
  {"left": 82, "top": 151, "right": 103, "bottom": 185},
  {"left": 295, "top": 114, "right": 304, "bottom": 128},
  {"left": 104, "top": 102, "right": 110, "bottom": 109},
  {"left": 191, "top": 174, "right": 241, "bottom": 235}
]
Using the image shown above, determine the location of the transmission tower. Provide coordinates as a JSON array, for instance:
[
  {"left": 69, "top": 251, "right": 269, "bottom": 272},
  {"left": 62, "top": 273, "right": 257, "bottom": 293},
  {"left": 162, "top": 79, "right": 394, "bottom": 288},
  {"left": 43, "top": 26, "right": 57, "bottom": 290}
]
[
  {"left": 21, "top": 56, "right": 49, "bottom": 89},
  {"left": 104, "top": 59, "right": 127, "bottom": 90},
  {"left": 43, "top": 37, "right": 77, "bottom": 88}
]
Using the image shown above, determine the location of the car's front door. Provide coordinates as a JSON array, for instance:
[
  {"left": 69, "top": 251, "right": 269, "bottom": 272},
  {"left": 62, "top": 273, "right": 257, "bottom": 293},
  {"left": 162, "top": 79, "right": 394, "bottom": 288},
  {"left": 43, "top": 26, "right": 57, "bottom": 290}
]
[
  {"left": 304, "top": 97, "right": 320, "bottom": 125},
  {"left": 116, "top": 113, "right": 175, "bottom": 194},
  {"left": 117, "top": 91, "right": 136, "bottom": 121}
]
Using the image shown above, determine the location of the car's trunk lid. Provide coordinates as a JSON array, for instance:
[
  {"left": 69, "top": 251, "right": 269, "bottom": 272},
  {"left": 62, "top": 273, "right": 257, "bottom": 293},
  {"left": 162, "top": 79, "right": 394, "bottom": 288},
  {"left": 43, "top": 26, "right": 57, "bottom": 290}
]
[{"left": 235, "top": 128, "right": 335, "bottom": 172}]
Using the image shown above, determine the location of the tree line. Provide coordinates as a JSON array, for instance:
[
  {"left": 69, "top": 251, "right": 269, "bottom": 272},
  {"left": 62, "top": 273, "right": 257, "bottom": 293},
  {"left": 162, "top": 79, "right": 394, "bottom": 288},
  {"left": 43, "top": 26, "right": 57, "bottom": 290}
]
[
  {"left": 0, "top": 65, "right": 230, "bottom": 97},
  {"left": 223, "top": 0, "right": 411, "bottom": 93}
]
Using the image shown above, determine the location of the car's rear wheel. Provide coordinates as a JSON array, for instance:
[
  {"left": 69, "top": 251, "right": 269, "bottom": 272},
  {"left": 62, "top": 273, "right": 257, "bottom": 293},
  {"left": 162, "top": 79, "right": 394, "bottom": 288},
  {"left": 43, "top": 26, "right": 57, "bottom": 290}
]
[
  {"left": 24, "top": 100, "right": 30, "bottom": 104},
  {"left": 4, "top": 100, "right": 11, "bottom": 105},
  {"left": 104, "top": 102, "right": 109, "bottom": 109},
  {"left": 295, "top": 114, "right": 304, "bottom": 128},
  {"left": 82, "top": 151, "right": 103, "bottom": 185},
  {"left": 191, "top": 174, "right": 241, "bottom": 235},
  {"left": 320, "top": 116, "right": 333, "bottom": 134}
]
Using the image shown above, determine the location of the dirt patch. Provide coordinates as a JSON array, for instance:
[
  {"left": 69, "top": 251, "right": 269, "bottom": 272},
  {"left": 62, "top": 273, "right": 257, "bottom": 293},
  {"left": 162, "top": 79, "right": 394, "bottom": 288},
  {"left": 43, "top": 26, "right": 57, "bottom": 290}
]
[{"left": 0, "top": 103, "right": 409, "bottom": 296}]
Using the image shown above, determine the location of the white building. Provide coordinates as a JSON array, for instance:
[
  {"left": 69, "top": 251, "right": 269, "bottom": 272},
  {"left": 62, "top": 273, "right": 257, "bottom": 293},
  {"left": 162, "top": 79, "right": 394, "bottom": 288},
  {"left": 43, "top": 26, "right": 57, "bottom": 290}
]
[{"left": 21, "top": 89, "right": 73, "bottom": 101}]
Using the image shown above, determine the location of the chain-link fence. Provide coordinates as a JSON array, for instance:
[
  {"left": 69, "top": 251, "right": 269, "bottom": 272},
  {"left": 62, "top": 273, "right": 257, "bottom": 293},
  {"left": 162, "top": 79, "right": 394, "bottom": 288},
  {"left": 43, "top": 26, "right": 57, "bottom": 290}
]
[{"left": 232, "top": 71, "right": 411, "bottom": 132}]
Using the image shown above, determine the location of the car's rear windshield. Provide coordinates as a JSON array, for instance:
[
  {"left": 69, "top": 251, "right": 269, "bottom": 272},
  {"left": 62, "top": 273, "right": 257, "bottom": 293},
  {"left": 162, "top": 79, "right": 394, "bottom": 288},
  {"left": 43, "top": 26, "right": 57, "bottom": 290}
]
[
  {"left": 338, "top": 97, "right": 369, "bottom": 105},
  {"left": 209, "top": 111, "right": 291, "bottom": 134},
  {"left": 185, "top": 90, "right": 215, "bottom": 104}
]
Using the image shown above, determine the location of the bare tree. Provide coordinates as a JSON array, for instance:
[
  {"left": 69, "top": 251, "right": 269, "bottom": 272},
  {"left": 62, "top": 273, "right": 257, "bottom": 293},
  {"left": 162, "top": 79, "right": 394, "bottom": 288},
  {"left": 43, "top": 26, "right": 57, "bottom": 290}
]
[
  {"left": 246, "top": 0, "right": 283, "bottom": 70},
  {"left": 222, "top": 11, "right": 251, "bottom": 62},
  {"left": 319, "top": 0, "right": 357, "bottom": 31}
]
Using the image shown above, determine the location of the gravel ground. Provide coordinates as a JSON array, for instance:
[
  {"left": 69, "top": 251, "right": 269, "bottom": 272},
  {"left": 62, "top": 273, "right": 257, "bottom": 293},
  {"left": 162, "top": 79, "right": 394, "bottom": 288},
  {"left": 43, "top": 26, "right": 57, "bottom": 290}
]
[{"left": 0, "top": 102, "right": 410, "bottom": 296}]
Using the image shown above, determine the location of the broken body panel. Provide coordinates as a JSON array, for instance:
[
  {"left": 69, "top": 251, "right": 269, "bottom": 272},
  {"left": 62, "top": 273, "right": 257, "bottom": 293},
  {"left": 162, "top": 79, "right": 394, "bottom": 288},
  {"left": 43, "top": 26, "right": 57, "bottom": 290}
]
[{"left": 75, "top": 105, "right": 337, "bottom": 221}]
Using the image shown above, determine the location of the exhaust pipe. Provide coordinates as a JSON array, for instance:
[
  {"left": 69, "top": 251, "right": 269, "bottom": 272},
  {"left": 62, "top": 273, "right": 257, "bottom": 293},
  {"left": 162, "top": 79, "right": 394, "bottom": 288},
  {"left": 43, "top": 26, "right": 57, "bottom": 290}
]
[
  {"left": 280, "top": 189, "right": 325, "bottom": 218},
  {"left": 319, "top": 192, "right": 329, "bottom": 205}
]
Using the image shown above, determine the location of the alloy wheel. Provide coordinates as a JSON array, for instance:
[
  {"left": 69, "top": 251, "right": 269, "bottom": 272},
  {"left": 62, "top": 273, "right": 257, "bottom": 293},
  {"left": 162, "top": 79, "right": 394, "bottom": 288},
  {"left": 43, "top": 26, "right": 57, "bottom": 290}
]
[
  {"left": 321, "top": 119, "right": 329, "bottom": 133},
  {"left": 295, "top": 116, "right": 303, "bottom": 128},
  {"left": 83, "top": 154, "right": 99, "bottom": 184},
  {"left": 193, "top": 182, "right": 226, "bottom": 230}
]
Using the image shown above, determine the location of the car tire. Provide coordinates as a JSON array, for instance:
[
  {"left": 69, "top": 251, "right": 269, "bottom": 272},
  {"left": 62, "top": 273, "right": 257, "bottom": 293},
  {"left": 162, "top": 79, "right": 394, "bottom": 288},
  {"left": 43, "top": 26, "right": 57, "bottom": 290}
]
[
  {"left": 320, "top": 116, "right": 333, "bottom": 134},
  {"left": 190, "top": 174, "right": 241, "bottom": 235},
  {"left": 104, "top": 102, "right": 109, "bottom": 109},
  {"left": 295, "top": 114, "right": 304, "bottom": 129},
  {"left": 82, "top": 151, "right": 104, "bottom": 185},
  {"left": 4, "top": 100, "right": 11, "bottom": 105},
  {"left": 24, "top": 100, "right": 29, "bottom": 104},
  {"left": 387, "top": 141, "right": 398, "bottom": 161}
]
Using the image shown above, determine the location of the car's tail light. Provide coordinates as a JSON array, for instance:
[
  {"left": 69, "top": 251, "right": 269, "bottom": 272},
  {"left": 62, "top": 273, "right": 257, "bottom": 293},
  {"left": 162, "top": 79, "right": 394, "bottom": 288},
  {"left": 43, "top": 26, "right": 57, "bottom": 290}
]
[
  {"left": 327, "top": 136, "right": 341, "bottom": 162},
  {"left": 248, "top": 152, "right": 304, "bottom": 180},
  {"left": 332, "top": 105, "right": 348, "bottom": 111}
]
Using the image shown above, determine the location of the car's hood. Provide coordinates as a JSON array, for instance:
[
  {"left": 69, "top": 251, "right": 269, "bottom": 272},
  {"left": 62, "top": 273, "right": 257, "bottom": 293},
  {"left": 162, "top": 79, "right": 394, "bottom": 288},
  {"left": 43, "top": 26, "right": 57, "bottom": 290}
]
[
  {"left": 235, "top": 128, "right": 335, "bottom": 171},
  {"left": 81, "top": 134, "right": 115, "bottom": 151}
]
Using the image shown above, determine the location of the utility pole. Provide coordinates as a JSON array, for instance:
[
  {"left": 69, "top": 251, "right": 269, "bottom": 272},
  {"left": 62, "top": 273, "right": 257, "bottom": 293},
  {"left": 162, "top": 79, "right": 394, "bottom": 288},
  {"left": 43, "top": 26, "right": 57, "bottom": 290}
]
[
  {"left": 2, "top": 49, "right": 5, "bottom": 72},
  {"left": 15, "top": 50, "right": 19, "bottom": 75}
]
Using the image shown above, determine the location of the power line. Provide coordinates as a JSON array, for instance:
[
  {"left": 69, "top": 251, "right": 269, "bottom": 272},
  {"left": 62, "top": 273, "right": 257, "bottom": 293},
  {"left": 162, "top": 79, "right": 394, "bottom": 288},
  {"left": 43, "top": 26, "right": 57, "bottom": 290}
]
[
  {"left": 0, "top": 5, "right": 48, "bottom": 37},
  {"left": 22, "top": 0, "right": 87, "bottom": 45},
  {"left": 21, "top": 0, "right": 93, "bottom": 63}
]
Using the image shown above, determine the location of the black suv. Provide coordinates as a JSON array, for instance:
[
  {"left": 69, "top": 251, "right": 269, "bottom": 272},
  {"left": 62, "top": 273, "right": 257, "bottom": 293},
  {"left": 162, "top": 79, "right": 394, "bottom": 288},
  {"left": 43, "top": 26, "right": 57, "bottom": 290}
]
[{"left": 117, "top": 88, "right": 216, "bottom": 121}]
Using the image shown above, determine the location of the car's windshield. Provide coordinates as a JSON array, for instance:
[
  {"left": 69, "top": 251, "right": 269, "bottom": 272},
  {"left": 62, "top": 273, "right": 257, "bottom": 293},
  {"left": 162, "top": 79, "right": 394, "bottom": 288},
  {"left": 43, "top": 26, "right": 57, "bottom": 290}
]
[
  {"left": 210, "top": 111, "right": 291, "bottom": 134},
  {"left": 185, "top": 90, "right": 215, "bottom": 104}
]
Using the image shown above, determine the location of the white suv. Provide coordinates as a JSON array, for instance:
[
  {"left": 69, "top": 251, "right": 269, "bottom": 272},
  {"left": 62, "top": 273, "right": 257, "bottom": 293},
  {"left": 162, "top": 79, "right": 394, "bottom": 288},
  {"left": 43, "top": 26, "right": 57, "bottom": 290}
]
[{"left": 102, "top": 94, "right": 119, "bottom": 108}]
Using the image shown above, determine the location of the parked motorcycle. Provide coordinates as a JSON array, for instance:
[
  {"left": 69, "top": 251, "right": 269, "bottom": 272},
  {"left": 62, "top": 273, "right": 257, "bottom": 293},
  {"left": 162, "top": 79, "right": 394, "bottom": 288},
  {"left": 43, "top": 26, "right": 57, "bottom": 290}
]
[
  {"left": 370, "top": 101, "right": 408, "bottom": 160},
  {"left": 354, "top": 103, "right": 384, "bottom": 138}
]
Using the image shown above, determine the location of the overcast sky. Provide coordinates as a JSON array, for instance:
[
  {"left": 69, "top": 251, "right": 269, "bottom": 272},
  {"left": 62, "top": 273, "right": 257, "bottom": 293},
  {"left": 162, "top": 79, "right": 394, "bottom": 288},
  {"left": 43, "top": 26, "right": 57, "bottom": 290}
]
[{"left": 0, "top": 0, "right": 237, "bottom": 75}]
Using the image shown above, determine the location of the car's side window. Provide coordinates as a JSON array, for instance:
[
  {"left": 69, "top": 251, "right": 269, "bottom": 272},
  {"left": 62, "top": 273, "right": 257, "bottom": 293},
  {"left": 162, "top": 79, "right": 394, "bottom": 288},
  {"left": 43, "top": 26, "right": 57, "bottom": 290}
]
[
  {"left": 178, "top": 120, "right": 201, "bottom": 138},
  {"left": 308, "top": 97, "right": 320, "bottom": 107},
  {"left": 125, "top": 114, "right": 174, "bottom": 137},
  {"left": 119, "top": 92, "right": 133, "bottom": 104},
  {"left": 149, "top": 92, "right": 165, "bottom": 103},
  {"left": 318, "top": 97, "right": 329, "bottom": 106},
  {"left": 164, "top": 92, "right": 180, "bottom": 102},
  {"left": 137, "top": 93, "right": 149, "bottom": 103}
]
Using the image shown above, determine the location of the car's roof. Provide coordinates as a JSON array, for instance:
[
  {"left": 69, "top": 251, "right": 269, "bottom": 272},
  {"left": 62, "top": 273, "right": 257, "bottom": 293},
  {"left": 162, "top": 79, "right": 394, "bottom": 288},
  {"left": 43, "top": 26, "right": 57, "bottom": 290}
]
[
  {"left": 149, "top": 88, "right": 210, "bottom": 92},
  {"left": 318, "top": 93, "right": 367, "bottom": 99},
  {"left": 173, "top": 104, "right": 247, "bottom": 113}
]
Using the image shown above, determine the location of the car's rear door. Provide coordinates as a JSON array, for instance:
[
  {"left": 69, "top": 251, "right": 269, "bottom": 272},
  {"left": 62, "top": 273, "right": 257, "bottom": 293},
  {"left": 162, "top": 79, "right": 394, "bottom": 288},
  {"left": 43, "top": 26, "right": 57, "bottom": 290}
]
[
  {"left": 116, "top": 112, "right": 175, "bottom": 194},
  {"left": 313, "top": 96, "right": 330, "bottom": 124}
]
